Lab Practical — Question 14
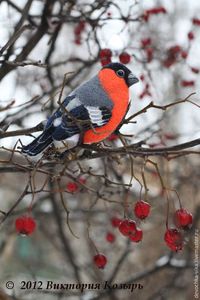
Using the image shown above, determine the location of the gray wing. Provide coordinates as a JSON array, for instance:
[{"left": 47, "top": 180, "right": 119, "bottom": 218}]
[{"left": 51, "top": 96, "right": 112, "bottom": 141}]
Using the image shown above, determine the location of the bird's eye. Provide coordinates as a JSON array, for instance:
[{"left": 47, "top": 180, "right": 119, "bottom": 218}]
[{"left": 116, "top": 69, "right": 125, "bottom": 77}]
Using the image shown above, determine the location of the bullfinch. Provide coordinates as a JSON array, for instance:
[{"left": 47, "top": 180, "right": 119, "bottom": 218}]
[{"left": 22, "top": 62, "right": 139, "bottom": 156}]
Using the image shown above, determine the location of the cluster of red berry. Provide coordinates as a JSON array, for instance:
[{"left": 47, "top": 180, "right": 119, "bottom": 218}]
[
  {"left": 139, "top": 13, "right": 200, "bottom": 91},
  {"left": 118, "top": 200, "right": 150, "bottom": 242},
  {"left": 119, "top": 219, "right": 143, "bottom": 242},
  {"left": 141, "top": 38, "right": 153, "bottom": 63},
  {"left": 182, "top": 17, "right": 200, "bottom": 85},
  {"left": 118, "top": 200, "right": 150, "bottom": 239},
  {"left": 162, "top": 42, "right": 195, "bottom": 70},
  {"left": 74, "top": 20, "right": 86, "bottom": 45},
  {"left": 139, "top": 74, "right": 152, "bottom": 99},
  {"left": 140, "top": 40, "right": 197, "bottom": 89},
  {"left": 165, "top": 208, "right": 193, "bottom": 251},
  {"left": 99, "top": 49, "right": 131, "bottom": 66},
  {"left": 142, "top": 6, "right": 167, "bottom": 22},
  {"left": 93, "top": 200, "right": 150, "bottom": 269},
  {"left": 163, "top": 45, "right": 183, "bottom": 68},
  {"left": 14, "top": 206, "right": 193, "bottom": 269},
  {"left": 93, "top": 204, "right": 193, "bottom": 268},
  {"left": 99, "top": 49, "right": 112, "bottom": 66},
  {"left": 162, "top": 17, "right": 200, "bottom": 87}
]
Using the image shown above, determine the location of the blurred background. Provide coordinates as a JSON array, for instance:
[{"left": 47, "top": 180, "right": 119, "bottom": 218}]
[{"left": 0, "top": 0, "right": 200, "bottom": 299}]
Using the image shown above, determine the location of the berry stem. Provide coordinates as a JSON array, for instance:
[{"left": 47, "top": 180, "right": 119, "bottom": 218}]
[
  {"left": 141, "top": 159, "right": 149, "bottom": 201},
  {"left": 165, "top": 189, "right": 170, "bottom": 229},
  {"left": 57, "top": 179, "right": 79, "bottom": 239},
  {"left": 86, "top": 223, "right": 99, "bottom": 255},
  {"left": 169, "top": 188, "right": 182, "bottom": 208},
  {"left": 146, "top": 159, "right": 166, "bottom": 190}
]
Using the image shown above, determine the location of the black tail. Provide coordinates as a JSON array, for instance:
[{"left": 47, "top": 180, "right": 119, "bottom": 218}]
[{"left": 22, "top": 129, "right": 53, "bottom": 156}]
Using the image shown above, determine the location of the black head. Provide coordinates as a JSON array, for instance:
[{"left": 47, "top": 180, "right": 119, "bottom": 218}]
[{"left": 102, "top": 62, "right": 139, "bottom": 87}]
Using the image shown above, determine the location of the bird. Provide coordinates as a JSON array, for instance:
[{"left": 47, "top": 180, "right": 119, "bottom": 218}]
[{"left": 22, "top": 62, "right": 139, "bottom": 156}]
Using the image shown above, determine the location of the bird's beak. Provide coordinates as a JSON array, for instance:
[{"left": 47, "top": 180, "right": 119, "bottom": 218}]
[{"left": 128, "top": 73, "right": 139, "bottom": 87}]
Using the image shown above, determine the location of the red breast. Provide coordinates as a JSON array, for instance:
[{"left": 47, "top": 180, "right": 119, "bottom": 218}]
[{"left": 83, "top": 68, "right": 129, "bottom": 144}]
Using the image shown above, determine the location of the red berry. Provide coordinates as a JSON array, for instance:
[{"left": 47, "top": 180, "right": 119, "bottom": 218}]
[
  {"left": 15, "top": 216, "right": 36, "bottom": 235},
  {"left": 99, "top": 48, "right": 112, "bottom": 59},
  {"left": 139, "top": 89, "right": 152, "bottom": 99},
  {"left": 79, "top": 20, "right": 86, "bottom": 31},
  {"left": 119, "top": 52, "right": 131, "bottom": 64},
  {"left": 93, "top": 254, "right": 107, "bottom": 269},
  {"left": 100, "top": 57, "right": 112, "bottom": 66},
  {"left": 111, "top": 217, "right": 121, "bottom": 228},
  {"left": 191, "top": 67, "right": 199, "bottom": 74},
  {"left": 107, "top": 133, "right": 118, "bottom": 141},
  {"left": 163, "top": 58, "right": 176, "bottom": 68},
  {"left": 188, "top": 31, "right": 194, "bottom": 40},
  {"left": 99, "top": 48, "right": 112, "bottom": 66},
  {"left": 163, "top": 45, "right": 181, "bottom": 68},
  {"left": 175, "top": 209, "right": 193, "bottom": 229},
  {"left": 181, "top": 80, "right": 195, "bottom": 87},
  {"left": 142, "top": 13, "right": 149, "bottom": 22},
  {"left": 145, "top": 7, "right": 167, "bottom": 17},
  {"left": 129, "top": 227, "right": 143, "bottom": 242},
  {"left": 66, "top": 182, "right": 78, "bottom": 193},
  {"left": 139, "top": 91, "right": 145, "bottom": 99},
  {"left": 164, "top": 228, "right": 183, "bottom": 252},
  {"left": 141, "top": 38, "right": 151, "bottom": 48},
  {"left": 106, "top": 232, "right": 116, "bottom": 243},
  {"left": 193, "top": 18, "right": 200, "bottom": 26},
  {"left": 78, "top": 177, "right": 86, "bottom": 185},
  {"left": 74, "top": 27, "right": 82, "bottom": 35},
  {"left": 140, "top": 74, "right": 145, "bottom": 81},
  {"left": 149, "top": 9, "right": 157, "bottom": 15},
  {"left": 170, "top": 45, "right": 181, "bottom": 54},
  {"left": 74, "top": 38, "right": 81, "bottom": 45},
  {"left": 74, "top": 21, "right": 86, "bottom": 35},
  {"left": 181, "top": 51, "right": 188, "bottom": 59},
  {"left": 159, "top": 7, "right": 167, "bottom": 14},
  {"left": 118, "top": 219, "right": 136, "bottom": 236},
  {"left": 134, "top": 200, "right": 151, "bottom": 220},
  {"left": 145, "top": 47, "right": 153, "bottom": 62},
  {"left": 74, "top": 21, "right": 86, "bottom": 46},
  {"left": 163, "top": 133, "right": 177, "bottom": 140}
]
